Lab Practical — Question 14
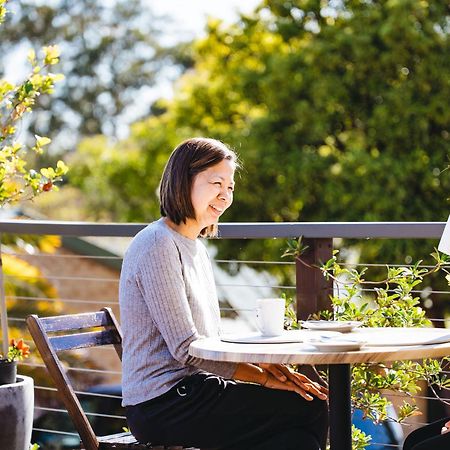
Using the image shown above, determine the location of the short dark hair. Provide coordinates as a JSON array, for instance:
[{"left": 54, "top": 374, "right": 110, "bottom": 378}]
[{"left": 159, "top": 137, "right": 238, "bottom": 237}]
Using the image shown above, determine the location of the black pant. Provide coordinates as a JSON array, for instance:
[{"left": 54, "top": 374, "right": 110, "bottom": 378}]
[
  {"left": 126, "top": 372, "right": 329, "bottom": 450},
  {"left": 403, "top": 417, "right": 450, "bottom": 450}
]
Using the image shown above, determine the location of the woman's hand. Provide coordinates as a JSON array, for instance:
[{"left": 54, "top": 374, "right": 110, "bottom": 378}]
[
  {"left": 441, "top": 420, "right": 450, "bottom": 434},
  {"left": 259, "top": 363, "right": 328, "bottom": 401}
]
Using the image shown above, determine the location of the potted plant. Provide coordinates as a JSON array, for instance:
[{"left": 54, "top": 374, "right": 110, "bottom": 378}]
[
  {"left": 0, "top": 338, "right": 31, "bottom": 385},
  {"left": 0, "top": 338, "right": 34, "bottom": 450}
]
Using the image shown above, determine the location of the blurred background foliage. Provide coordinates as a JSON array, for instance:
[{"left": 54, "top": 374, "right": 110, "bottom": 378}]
[
  {"left": 66, "top": 0, "right": 449, "bottom": 265},
  {"left": 2, "top": 0, "right": 449, "bottom": 273},
  {"left": 0, "top": 0, "right": 189, "bottom": 151}
]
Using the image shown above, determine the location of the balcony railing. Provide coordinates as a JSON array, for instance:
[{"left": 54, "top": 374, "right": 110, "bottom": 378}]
[{"left": 1, "top": 219, "right": 449, "bottom": 449}]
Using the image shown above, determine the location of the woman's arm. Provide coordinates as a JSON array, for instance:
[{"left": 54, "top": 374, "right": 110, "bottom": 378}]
[{"left": 232, "top": 362, "right": 268, "bottom": 385}]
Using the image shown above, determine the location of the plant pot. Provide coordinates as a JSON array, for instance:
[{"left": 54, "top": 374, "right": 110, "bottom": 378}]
[
  {"left": 0, "top": 375, "right": 34, "bottom": 450},
  {"left": 0, "top": 358, "right": 17, "bottom": 385}
]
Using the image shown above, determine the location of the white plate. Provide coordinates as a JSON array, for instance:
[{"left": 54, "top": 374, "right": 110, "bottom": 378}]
[
  {"left": 301, "top": 320, "right": 363, "bottom": 333},
  {"left": 351, "top": 327, "right": 450, "bottom": 346},
  {"left": 220, "top": 330, "right": 340, "bottom": 344},
  {"left": 306, "top": 338, "right": 365, "bottom": 352}
]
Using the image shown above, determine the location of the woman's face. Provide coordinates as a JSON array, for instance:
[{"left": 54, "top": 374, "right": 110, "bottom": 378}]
[{"left": 190, "top": 158, "right": 235, "bottom": 230}]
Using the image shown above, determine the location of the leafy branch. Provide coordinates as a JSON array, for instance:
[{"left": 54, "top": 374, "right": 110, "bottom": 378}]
[
  {"left": 282, "top": 237, "right": 450, "bottom": 449},
  {"left": 0, "top": 3, "right": 68, "bottom": 207}
]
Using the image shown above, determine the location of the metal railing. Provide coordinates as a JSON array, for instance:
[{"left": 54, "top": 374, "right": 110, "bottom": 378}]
[
  {"left": 1, "top": 219, "right": 449, "bottom": 449},
  {"left": 0, "top": 219, "right": 445, "bottom": 237}
]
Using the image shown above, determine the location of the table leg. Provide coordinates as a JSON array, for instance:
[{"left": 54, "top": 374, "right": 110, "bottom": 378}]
[{"left": 329, "top": 364, "right": 352, "bottom": 450}]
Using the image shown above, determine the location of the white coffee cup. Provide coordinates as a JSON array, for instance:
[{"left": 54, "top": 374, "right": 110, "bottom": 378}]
[{"left": 255, "top": 298, "right": 285, "bottom": 336}]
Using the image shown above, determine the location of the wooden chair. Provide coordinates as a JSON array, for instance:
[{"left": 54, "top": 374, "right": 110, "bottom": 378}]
[{"left": 26, "top": 307, "right": 200, "bottom": 450}]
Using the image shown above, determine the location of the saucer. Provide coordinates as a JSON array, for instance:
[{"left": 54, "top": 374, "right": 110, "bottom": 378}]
[
  {"left": 306, "top": 337, "right": 366, "bottom": 352},
  {"left": 301, "top": 320, "right": 363, "bottom": 333}
]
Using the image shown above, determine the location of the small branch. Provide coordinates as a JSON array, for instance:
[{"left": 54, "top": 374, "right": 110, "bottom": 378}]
[
  {"left": 296, "top": 255, "right": 443, "bottom": 288},
  {"left": 427, "top": 383, "right": 450, "bottom": 406}
]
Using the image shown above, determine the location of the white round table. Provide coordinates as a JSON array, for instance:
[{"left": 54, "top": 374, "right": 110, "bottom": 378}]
[{"left": 189, "top": 328, "right": 450, "bottom": 450}]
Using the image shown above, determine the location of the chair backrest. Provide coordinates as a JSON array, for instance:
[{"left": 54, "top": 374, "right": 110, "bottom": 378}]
[{"left": 26, "top": 307, "right": 123, "bottom": 450}]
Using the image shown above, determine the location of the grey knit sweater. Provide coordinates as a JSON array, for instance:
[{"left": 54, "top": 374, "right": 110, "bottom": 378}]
[{"left": 119, "top": 218, "right": 237, "bottom": 406}]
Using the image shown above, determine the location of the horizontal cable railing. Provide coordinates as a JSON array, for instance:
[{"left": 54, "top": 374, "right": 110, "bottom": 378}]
[
  {"left": 21, "top": 361, "right": 121, "bottom": 375},
  {"left": 5, "top": 274, "right": 119, "bottom": 282},
  {"left": 1, "top": 219, "right": 449, "bottom": 448},
  {"left": 33, "top": 427, "right": 79, "bottom": 437},
  {"left": 8, "top": 295, "right": 120, "bottom": 304},
  {"left": 36, "top": 385, "right": 122, "bottom": 399},
  {"left": 35, "top": 405, "right": 126, "bottom": 420}
]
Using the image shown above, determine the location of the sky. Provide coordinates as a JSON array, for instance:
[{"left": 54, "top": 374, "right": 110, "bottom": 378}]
[
  {"left": 148, "top": 0, "right": 261, "bottom": 40},
  {"left": 5, "top": 0, "right": 261, "bottom": 82},
  {"left": 117, "top": 0, "right": 261, "bottom": 136}
]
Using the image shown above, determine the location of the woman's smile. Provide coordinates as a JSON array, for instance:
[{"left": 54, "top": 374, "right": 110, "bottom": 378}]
[{"left": 209, "top": 204, "right": 224, "bottom": 215}]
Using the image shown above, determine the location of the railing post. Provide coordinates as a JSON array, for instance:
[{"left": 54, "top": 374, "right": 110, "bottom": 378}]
[
  {"left": 0, "top": 237, "right": 8, "bottom": 356},
  {"left": 296, "top": 238, "right": 333, "bottom": 320}
]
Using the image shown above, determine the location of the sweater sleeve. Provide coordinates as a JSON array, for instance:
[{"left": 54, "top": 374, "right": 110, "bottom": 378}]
[{"left": 136, "top": 235, "right": 237, "bottom": 378}]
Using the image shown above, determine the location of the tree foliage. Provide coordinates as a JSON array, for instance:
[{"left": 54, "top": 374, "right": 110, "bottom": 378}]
[
  {"left": 0, "top": 0, "right": 182, "bottom": 149},
  {"left": 72, "top": 0, "right": 449, "bottom": 264}
]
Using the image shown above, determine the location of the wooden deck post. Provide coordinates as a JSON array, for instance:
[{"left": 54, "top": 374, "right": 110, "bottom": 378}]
[{"left": 296, "top": 238, "right": 333, "bottom": 320}]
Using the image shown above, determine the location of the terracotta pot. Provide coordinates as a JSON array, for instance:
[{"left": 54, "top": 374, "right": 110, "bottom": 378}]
[
  {"left": 0, "top": 375, "right": 34, "bottom": 450},
  {"left": 0, "top": 359, "right": 17, "bottom": 385}
]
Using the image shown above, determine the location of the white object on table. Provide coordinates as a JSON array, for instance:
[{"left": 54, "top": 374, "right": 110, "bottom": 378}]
[
  {"left": 305, "top": 339, "right": 366, "bottom": 352},
  {"left": 255, "top": 298, "right": 285, "bottom": 336},
  {"left": 301, "top": 320, "right": 363, "bottom": 333}
]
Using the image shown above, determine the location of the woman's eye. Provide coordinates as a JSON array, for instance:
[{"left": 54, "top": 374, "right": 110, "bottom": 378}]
[{"left": 213, "top": 182, "right": 221, "bottom": 186}]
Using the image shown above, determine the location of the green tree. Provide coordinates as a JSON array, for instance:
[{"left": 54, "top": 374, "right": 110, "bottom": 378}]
[
  {"left": 0, "top": 0, "right": 184, "bottom": 150},
  {"left": 72, "top": 0, "right": 449, "bottom": 265}
]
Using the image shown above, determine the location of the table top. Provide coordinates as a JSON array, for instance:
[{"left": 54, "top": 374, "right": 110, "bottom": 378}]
[{"left": 189, "top": 327, "right": 450, "bottom": 365}]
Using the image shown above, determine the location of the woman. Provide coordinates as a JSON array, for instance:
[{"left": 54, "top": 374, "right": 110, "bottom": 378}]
[
  {"left": 403, "top": 417, "right": 450, "bottom": 450},
  {"left": 119, "top": 137, "right": 328, "bottom": 450}
]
